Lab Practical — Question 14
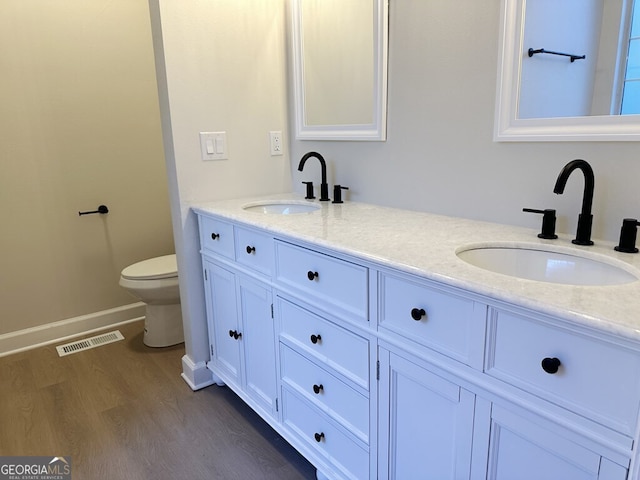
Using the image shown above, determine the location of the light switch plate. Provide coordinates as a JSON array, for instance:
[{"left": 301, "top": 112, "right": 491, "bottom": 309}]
[{"left": 200, "top": 132, "right": 227, "bottom": 161}]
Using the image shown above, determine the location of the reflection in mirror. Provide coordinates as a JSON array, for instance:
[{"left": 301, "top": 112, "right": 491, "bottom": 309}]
[
  {"left": 495, "top": 0, "right": 640, "bottom": 141},
  {"left": 291, "top": 0, "right": 388, "bottom": 141}
]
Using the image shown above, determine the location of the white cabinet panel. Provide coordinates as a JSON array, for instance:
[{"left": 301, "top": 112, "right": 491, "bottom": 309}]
[
  {"left": 204, "top": 261, "right": 241, "bottom": 386},
  {"left": 486, "top": 404, "right": 628, "bottom": 480},
  {"left": 380, "top": 272, "right": 486, "bottom": 368},
  {"left": 278, "top": 296, "right": 369, "bottom": 389},
  {"left": 238, "top": 275, "right": 277, "bottom": 415},
  {"left": 199, "top": 216, "right": 235, "bottom": 259},
  {"left": 235, "top": 226, "right": 274, "bottom": 276},
  {"left": 275, "top": 241, "right": 368, "bottom": 321},
  {"left": 280, "top": 344, "right": 369, "bottom": 443},
  {"left": 378, "top": 349, "right": 475, "bottom": 480},
  {"left": 486, "top": 308, "right": 640, "bottom": 436},
  {"left": 282, "top": 388, "right": 369, "bottom": 480}
]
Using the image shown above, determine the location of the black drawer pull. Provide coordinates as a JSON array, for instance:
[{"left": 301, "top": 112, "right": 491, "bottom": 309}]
[
  {"left": 411, "top": 308, "right": 426, "bottom": 321},
  {"left": 313, "top": 384, "right": 324, "bottom": 394},
  {"left": 541, "top": 357, "right": 561, "bottom": 374},
  {"left": 310, "top": 334, "right": 322, "bottom": 344},
  {"left": 246, "top": 245, "right": 255, "bottom": 254},
  {"left": 314, "top": 432, "right": 325, "bottom": 442},
  {"left": 307, "top": 270, "right": 319, "bottom": 281},
  {"left": 228, "top": 330, "right": 242, "bottom": 340},
  {"left": 211, "top": 232, "right": 220, "bottom": 240}
]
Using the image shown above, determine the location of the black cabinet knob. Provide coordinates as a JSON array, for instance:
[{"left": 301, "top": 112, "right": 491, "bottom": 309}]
[
  {"left": 541, "top": 357, "right": 561, "bottom": 374},
  {"left": 246, "top": 245, "right": 255, "bottom": 254},
  {"left": 310, "top": 334, "right": 322, "bottom": 344},
  {"left": 211, "top": 233, "right": 220, "bottom": 240},
  {"left": 228, "top": 330, "right": 242, "bottom": 340},
  {"left": 313, "top": 384, "right": 324, "bottom": 394},
  {"left": 307, "top": 270, "right": 319, "bottom": 281},
  {"left": 314, "top": 432, "right": 325, "bottom": 442},
  {"left": 411, "top": 308, "right": 426, "bottom": 321}
]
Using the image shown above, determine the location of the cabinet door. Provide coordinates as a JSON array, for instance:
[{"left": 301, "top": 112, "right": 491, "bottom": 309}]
[
  {"left": 205, "top": 261, "right": 242, "bottom": 387},
  {"left": 378, "top": 349, "right": 475, "bottom": 480},
  {"left": 238, "top": 275, "right": 277, "bottom": 416},
  {"left": 485, "top": 404, "right": 628, "bottom": 480}
]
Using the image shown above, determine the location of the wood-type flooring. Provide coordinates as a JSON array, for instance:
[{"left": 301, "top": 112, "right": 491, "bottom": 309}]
[{"left": 0, "top": 321, "right": 316, "bottom": 479}]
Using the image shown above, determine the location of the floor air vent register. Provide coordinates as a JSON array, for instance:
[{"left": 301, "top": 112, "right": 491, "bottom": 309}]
[{"left": 56, "top": 330, "right": 124, "bottom": 357}]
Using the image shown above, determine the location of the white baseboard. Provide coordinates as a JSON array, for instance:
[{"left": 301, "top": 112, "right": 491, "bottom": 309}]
[
  {"left": 181, "top": 354, "right": 215, "bottom": 391},
  {"left": 0, "top": 302, "right": 146, "bottom": 357}
]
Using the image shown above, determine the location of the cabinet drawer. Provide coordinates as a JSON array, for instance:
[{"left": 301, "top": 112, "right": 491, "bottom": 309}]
[
  {"left": 234, "top": 226, "right": 273, "bottom": 275},
  {"left": 486, "top": 309, "right": 640, "bottom": 436},
  {"left": 278, "top": 297, "right": 369, "bottom": 390},
  {"left": 275, "top": 241, "right": 368, "bottom": 321},
  {"left": 280, "top": 345, "right": 369, "bottom": 443},
  {"left": 199, "top": 215, "right": 234, "bottom": 259},
  {"left": 282, "top": 388, "right": 369, "bottom": 480},
  {"left": 379, "top": 272, "right": 486, "bottom": 367}
]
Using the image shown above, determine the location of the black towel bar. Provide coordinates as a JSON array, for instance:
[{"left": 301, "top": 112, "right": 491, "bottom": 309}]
[{"left": 528, "top": 48, "right": 585, "bottom": 63}]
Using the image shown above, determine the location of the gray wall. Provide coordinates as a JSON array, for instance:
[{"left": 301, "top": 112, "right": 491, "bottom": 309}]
[{"left": 290, "top": 0, "right": 640, "bottom": 244}]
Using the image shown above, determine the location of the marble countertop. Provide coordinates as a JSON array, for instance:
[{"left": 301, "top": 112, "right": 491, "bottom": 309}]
[{"left": 192, "top": 194, "right": 640, "bottom": 342}]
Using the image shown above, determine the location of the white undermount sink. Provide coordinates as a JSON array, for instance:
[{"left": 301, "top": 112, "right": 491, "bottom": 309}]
[
  {"left": 456, "top": 244, "right": 639, "bottom": 286},
  {"left": 242, "top": 200, "right": 320, "bottom": 215}
]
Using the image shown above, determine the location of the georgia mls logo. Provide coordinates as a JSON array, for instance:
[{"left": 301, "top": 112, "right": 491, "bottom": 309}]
[
  {"left": 48, "top": 457, "right": 70, "bottom": 473},
  {"left": 0, "top": 456, "right": 71, "bottom": 480}
]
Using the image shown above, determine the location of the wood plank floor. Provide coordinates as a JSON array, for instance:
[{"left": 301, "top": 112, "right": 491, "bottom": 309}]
[{"left": 0, "top": 321, "right": 316, "bottom": 479}]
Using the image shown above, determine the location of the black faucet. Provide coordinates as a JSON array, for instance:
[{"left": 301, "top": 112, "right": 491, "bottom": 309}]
[
  {"left": 553, "top": 159, "right": 595, "bottom": 245},
  {"left": 298, "top": 152, "right": 330, "bottom": 201}
]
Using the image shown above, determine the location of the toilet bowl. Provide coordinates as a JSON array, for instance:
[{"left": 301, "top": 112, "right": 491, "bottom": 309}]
[{"left": 119, "top": 254, "right": 184, "bottom": 347}]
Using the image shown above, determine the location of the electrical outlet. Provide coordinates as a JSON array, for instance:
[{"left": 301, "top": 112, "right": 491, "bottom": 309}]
[{"left": 270, "top": 131, "right": 283, "bottom": 156}]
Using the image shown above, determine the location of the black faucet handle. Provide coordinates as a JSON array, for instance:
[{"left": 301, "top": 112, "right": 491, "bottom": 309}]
[
  {"left": 615, "top": 218, "right": 640, "bottom": 253},
  {"left": 523, "top": 208, "right": 558, "bottom": 239},
  {"left": 332, "top": 185, "right": 349, "bottom": 204},
  {"left": 302, "top": 181, "right": 315, "bottom": 200}
]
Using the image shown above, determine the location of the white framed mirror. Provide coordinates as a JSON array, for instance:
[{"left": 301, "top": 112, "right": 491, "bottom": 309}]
[
  {"left": 495, "top": 0, "right": 640, "bottom": 141},
  {"left": 291, "top": 0, "right": 389, "bottom": 141}
]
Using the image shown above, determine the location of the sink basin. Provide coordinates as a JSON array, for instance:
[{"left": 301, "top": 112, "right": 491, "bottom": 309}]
[
  {"left": 242, "top": 200, "right": 320, "bottom": 215},
  {"left": 456, "top": 244, "right": 638, "bottom": 286}
]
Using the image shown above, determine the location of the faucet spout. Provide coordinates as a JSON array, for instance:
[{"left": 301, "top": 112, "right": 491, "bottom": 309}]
[
  {"left": 553, "top": 159, "right": 595, "bottom": 245},
  {"left": 298, "top": 151, "right": 330, "bottom": 201}
]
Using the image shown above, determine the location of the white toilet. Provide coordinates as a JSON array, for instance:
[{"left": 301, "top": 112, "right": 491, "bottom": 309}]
[{"left": 119, "top": 254, "right": 184, "bottom": 347}]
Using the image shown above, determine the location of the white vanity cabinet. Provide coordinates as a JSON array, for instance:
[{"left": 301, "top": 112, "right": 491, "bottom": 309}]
[
  {"left": 275, "top": 240, "right": 373, "bottom": 480},
  {"left": 471, "top": 306, "right": 640, "bottom": 480},
  {"left": 195, "top": 203, "right": 640, "bottom": 480},
  {"left": 376, "top": 269, "right": 638, "bottom": 480},
  {"left": 376, "top": 270, "right": 486, "bottom": 480},
  {"left": 199, "top": 219, "right": 278, "bottom": 420}
]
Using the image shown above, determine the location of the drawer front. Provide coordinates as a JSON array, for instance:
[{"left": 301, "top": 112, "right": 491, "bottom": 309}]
[
  {"left": 280, "top": 345, "right": 369, "bottom": 443},
  {"left": 234, "top": 226, "right": 274, "bottom": 275},
  {"left": 278, "top": 297, "right": 369, "bottom": 390},
  {"left": 282, "top": 388, "right": 369, "bottom": 480},
  {"left": 486, "top": 308, "right": 640, "bottom": 436},
  {"left": 275, "top": 241, "right": 368, "bottom": 321},
  {"left": 199, "top": 215, "right": 235, "bottom": 259},
  {"left": 379, "top": 272, "right": 485, "bottom": 367}
]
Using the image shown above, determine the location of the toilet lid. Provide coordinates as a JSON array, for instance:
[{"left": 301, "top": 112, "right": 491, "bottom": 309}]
[{"left": 121, "top": 254, "right": 178, "bottom": 280}]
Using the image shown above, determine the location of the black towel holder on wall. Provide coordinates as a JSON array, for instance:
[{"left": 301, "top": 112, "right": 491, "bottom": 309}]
[
  {"left": 528, "top": 48, "right": 585, "bottom": 63},
  {"left": 78, "top": 205, "right": 109, "bottom": 216}
]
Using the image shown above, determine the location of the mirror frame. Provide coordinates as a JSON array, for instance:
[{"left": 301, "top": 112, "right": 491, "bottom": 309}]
[
  {"left": 494, "top": 0, "right": 640, "bottom": 142},
  {"left": 291, "top": 0, "right": 389, "bottom": 141}
]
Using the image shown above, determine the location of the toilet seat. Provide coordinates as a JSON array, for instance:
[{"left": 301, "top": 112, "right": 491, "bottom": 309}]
[{"left": 121, "top": 254, "right": 177, "bottom": 280}]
